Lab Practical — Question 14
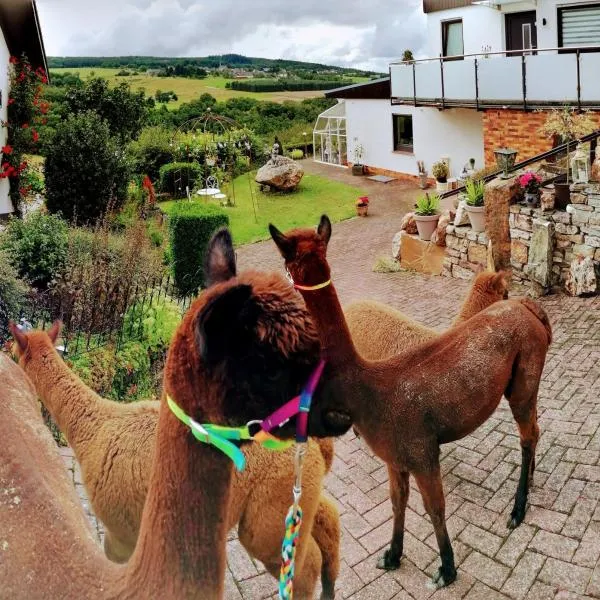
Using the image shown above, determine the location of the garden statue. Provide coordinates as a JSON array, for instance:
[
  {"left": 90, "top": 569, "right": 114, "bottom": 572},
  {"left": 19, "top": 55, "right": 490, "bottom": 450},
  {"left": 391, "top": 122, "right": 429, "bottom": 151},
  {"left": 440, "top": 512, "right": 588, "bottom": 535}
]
[{"left": 272, "top": 136, "right": 282, "bottom": 159}]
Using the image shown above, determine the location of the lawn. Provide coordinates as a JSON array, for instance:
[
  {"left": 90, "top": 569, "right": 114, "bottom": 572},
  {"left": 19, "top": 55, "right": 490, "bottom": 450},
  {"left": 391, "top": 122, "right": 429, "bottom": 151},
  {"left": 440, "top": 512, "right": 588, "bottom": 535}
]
[
  {"left": 159, "top": 170, "right": 364, "bottom": 246},
  {"left": 50, "top": 68, "right": 337, "bottom": 106}
]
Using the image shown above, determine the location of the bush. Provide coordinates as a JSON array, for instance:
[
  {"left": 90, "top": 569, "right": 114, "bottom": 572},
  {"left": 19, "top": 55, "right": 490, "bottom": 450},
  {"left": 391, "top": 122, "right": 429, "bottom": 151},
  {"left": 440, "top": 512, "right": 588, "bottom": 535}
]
[
  {"left": 290, "top": 149, "right": 304, "bottom": 160},
  {"left": 45, "top": 111, "right": 130, "bottom": 224},
  {"left": 0, "top": 251, "right": 30, "bottom": 341},
  {"left": 128, "top": 126, "right": 176, "bottom": 181},
  {"left": 159, "top": 162, "right": 203, "bottom": 197},
  {"left": 1, "top": 212, "right": 69, "bottom": 288},
  {"left": 167, "top": 202, "right": 229, "bottom": 296}
]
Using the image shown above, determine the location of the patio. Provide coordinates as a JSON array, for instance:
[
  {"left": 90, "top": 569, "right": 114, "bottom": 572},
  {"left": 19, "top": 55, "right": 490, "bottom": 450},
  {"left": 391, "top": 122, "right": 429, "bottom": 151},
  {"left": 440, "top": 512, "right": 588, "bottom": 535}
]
[{"left": 63, "top": 162, "right": 600, "bottom": 599}]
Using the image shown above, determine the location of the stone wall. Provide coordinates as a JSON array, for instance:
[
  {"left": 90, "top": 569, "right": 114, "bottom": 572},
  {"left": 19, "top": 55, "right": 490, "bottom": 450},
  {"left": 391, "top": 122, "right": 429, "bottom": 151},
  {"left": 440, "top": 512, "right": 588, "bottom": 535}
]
[{"left": 443, "top": 226, "right": 489, "bottom": 279}]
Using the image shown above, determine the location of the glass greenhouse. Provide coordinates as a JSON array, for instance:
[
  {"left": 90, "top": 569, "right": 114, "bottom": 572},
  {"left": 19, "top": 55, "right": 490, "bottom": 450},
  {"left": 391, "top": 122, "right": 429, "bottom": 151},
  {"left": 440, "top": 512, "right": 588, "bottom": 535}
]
[{"left": 313, "top": 102, "right": 347, "bottom": 166}]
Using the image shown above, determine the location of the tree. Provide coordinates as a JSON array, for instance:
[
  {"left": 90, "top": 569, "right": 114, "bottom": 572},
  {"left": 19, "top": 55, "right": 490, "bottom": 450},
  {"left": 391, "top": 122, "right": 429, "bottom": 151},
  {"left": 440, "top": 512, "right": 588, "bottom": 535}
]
[
  {"left": 45, "top": 111, "right": 130, "bottom": 224},
  {"left": 65, "top": 78, "right": 148, "bottom": 142},
  {"left": 402, "top": 49, "right": 415, "bottom": 63}
]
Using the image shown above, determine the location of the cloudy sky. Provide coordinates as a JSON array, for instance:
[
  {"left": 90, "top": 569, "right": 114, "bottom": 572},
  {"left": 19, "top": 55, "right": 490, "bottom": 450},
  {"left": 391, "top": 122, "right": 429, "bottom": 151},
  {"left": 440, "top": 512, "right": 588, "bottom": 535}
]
[{"left": 36, "top": 0, "right": 427, "bottom": 72}]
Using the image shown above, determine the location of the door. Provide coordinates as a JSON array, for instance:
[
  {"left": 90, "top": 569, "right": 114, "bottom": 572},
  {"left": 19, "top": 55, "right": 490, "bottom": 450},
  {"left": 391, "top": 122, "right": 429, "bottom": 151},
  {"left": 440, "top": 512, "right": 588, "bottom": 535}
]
[{"left": 506, "top": 11, "right": 537, "bottom": 56}]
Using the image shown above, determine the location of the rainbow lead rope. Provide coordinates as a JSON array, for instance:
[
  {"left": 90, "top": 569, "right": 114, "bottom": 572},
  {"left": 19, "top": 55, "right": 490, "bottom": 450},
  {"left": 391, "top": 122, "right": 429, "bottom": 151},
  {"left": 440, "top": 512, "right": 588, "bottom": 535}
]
[{"left": 279, "top": 444, "right": 307, "bottom": 599}]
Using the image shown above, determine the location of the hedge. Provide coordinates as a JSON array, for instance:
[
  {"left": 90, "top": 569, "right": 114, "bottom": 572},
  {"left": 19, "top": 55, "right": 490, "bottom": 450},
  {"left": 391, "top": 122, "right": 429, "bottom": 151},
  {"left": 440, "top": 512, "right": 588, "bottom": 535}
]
[
  {"left": 159, "top": 162, "right": 204, "bottom": 198},
  {"left": 226, "top": 79, "right": 353, "bottom": 92},
  {"left": 167, "top": 202, "right": 229, "bottom": 296}
]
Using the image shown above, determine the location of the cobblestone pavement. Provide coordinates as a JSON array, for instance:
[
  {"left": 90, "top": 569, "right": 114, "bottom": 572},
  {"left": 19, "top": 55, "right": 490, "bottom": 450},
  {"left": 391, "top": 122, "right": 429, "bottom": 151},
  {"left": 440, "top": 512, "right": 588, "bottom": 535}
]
[{"left": 62, "top": 163, "right": 600, "bottom": 598}]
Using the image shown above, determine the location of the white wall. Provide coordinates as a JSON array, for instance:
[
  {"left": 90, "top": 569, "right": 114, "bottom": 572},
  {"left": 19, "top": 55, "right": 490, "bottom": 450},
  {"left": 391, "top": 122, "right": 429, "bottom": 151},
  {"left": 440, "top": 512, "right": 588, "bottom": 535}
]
[
  {"left": 537, "top": 0, "right": 600, "bottom": 49},
  {"left": 344, "top": 100, "right": 484, "bottom": 178},
  {"left": 0, "top": 31, "right": 10, "bottom": 214}
]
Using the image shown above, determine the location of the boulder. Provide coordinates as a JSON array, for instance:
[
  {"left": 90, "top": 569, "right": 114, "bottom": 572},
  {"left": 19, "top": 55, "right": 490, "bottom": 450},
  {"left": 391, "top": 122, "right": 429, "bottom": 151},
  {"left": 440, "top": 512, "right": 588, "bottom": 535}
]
[
  {"left": 400, "top": 212, "right": 417, "bottom": 235},
  {"left": 431, "top": 214, "right": 450, "bottom": 247},
  {"left": 392, "top": 231, "right": 402, "bottom": 260},
  {"left": 255, "top": 155, "right": 304, "bottom": 191},
  {"left": 453, "top": 200, "right": 470, "bottom": 227},
  {"left": 565, "top": 256, "right": 597, "bottom": 296},
  {"left": 528, "top": 219, "right": 555, "bottom": 289}
]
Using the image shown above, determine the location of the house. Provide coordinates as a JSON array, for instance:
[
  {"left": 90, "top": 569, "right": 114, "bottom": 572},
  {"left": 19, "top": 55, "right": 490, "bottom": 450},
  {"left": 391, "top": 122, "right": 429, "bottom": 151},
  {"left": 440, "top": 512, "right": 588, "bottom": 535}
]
[
  {"left": 0, "top": 0, "right": 47, "bottom": 215},
  {"left": 318, "top": 0, "right": 600, "bottom": 181}
]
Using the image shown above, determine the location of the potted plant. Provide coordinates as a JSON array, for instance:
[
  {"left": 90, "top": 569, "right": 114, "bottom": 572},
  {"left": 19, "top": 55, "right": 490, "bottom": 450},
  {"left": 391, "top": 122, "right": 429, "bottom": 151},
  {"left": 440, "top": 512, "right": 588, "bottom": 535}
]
[
  {"left": 538, "top": 107, "right": 597, "bottom": 209},
  {"left": 352, "top": 141, "right": 365, "bottom": 176},
  {"left": 356, "top": 196, "right": 369, "bottom": 217},
  {"left": 464, "top": 178, "right": 486, "bottom": 232},
  {"left": 517, "top": 171, "right": 543, "bottom": 207},
  {"left": 432, "top": 161, "right": 449, "bottom": 192},
  {"left": 413, "top": 193, "right": 441, "bottom": 241},
  {"left": 417, "top": 160, "right": 428, "bottom": 189}
]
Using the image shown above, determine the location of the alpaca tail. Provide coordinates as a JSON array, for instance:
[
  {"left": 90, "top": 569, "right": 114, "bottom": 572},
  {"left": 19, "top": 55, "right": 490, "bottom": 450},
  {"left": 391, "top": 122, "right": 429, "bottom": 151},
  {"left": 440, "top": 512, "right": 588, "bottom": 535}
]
[
  {"left": 313, "top": 495, "right": 340, "bottom": 599},
  {"left": 517, "top": 298, "right": 553, "bottom": 345},
  {"left": 315, "top": 438, "right": 334, "bottom": 473}
]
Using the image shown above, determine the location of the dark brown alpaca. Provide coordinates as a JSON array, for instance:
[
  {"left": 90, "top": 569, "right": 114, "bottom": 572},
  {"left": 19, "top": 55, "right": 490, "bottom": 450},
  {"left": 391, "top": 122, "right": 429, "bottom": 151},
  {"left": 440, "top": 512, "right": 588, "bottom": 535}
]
[
  {"left": 269, "top": 216, "right": 552, "bottom": 589},
  {"left": 2, "top": 229, "right": 331, "bottom": 599}
]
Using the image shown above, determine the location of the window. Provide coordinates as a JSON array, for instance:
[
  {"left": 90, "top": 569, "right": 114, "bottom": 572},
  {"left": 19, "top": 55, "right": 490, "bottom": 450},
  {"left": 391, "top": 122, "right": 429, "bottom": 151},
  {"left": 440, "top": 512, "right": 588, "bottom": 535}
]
[
  {"left": 559, "top": 4, "right": 600, "bottom": 49},
  {"left": 442, "top": 19, "right": 464, "bottom": 58},
  {"left": 393, "top": 115, "right": 413, "bottom": 153}
]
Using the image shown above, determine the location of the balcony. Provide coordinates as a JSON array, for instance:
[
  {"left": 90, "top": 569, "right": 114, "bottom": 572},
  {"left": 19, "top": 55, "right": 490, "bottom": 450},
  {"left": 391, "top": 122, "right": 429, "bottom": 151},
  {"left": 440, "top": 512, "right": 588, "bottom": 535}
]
[{"left": 390, "top": 47, "right": 600, "bottom": 110}]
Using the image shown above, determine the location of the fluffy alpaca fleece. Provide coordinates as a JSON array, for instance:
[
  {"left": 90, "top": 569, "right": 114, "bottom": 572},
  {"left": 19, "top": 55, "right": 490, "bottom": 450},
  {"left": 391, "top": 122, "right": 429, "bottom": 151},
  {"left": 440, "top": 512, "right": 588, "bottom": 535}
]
[
  {"left": 12, "top": 232, "right": 339, "bottom": 600},
  {"left": 345, "top": 271, "right": 508, "bottom": 361}
]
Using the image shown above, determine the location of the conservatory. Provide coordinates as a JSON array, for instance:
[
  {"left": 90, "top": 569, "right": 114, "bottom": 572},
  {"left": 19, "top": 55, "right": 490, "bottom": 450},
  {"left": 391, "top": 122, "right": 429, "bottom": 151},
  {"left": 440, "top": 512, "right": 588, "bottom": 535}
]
[{"left": 313, "top": 102, "right": 347, "bottom": 167}]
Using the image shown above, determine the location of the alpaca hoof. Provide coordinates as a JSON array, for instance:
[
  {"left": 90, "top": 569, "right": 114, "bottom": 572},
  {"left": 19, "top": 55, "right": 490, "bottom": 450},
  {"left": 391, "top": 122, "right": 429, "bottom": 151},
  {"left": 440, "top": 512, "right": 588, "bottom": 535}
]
[
  {"left": 507, "top": 507, "right": 526, "bottom": 529},
  {"left": 376, "top": 549, "right": 401, "bottom": 570},
  {"left": 427, "top": 566, "right": 457, "bottom": 589}
]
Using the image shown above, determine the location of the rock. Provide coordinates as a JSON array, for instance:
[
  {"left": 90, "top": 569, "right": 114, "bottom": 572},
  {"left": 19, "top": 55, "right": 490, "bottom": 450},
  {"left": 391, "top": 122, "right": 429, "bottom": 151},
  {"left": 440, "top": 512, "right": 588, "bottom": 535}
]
[
  {"left": 511, "top": 239, "right": 529, "bottom": 265},
  {"left": 453, "top": 200, "right": 470, "bottom": 227},
  {"left": 468, "top": 243, "right": 488, "bottom": 265},
  {"left": 591, "top": 151, "right": 600, "bottom": 182},
  {"left": 431, "top": 215, "right": 450, "bottom": 247},
  {"left": 400, "top": 212, "right": 417, "bottom": 235},
  {"left": 392, "top": 231, "right": 402, "bottom": 260},
  {"left": 255, "top": 155, "right": 304, "bottom": 191},
  {"left": 540, "top": 189, "right": 555, "bottom": 211},
  {"left": 565, "top": 256, "right": 597, "bottom": 296},
  {"left": 528, "top": 219, "right": 555, "bottom": 289}
]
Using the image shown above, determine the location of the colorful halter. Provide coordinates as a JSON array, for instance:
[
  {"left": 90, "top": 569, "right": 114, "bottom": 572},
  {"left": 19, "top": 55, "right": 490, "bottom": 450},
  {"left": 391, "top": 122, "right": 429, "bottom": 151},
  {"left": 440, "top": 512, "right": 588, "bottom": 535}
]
[
  {"left": 166, "top": 359, "right": 326, "bottom": 472},
  {"left": 286, "top": 269, "right": 331, "bottom": 292}
]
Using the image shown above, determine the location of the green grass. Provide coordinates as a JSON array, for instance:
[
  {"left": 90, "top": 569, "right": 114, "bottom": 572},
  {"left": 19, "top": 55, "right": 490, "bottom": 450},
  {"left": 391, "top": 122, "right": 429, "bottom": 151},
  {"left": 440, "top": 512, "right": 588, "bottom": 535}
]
[{"left": 159, "top": 171, "right": 364, "bottom": 246}]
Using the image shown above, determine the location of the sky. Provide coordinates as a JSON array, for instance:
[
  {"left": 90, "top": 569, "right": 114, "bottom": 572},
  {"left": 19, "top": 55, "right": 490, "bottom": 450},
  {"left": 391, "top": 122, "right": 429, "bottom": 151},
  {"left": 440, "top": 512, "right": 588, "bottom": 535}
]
[{"left": 36, "top": 0, "right": 427, "bottom": 72}]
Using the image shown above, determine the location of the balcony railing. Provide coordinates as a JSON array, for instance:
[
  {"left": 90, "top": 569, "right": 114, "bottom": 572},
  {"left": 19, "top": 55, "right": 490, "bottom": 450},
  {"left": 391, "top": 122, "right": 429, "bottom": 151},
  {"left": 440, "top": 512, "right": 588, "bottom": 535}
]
[{"left": 390, "top": 46, "right": 600, "bottom": 110}]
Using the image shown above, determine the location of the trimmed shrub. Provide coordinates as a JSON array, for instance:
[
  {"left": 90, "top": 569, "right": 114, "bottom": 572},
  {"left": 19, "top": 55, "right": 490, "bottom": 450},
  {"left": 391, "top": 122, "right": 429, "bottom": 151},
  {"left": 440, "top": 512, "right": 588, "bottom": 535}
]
[
  {"left": 45, "top": 111, "right": 130, "bottom": 224},
  {"left": 167, "top": 202, "right": 229, "bottom": 296},
  {"left": 290, "top": 149, "right": 304, "bottom": 160},
  {"left": 1, "top": 212, "right": 69, "bottom": 288},
  {"left": 159, "top": 162, "right": 203, "bottom": 198}
]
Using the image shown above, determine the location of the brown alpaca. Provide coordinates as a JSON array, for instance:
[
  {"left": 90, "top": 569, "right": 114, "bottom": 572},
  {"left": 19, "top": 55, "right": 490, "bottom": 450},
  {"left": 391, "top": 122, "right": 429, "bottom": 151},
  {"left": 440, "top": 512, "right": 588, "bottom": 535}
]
[
  {"left": 345, "top": 270, "right": 508, "bottom": 361},
  {"left": 270, "top": 216, "right": 552, "bottom": 589},
  {"left": 3, "top": 228, "right": 337, "bottom": 599},
  {"left": 13, "top": 315, "right": 339, "bottom": 597}
]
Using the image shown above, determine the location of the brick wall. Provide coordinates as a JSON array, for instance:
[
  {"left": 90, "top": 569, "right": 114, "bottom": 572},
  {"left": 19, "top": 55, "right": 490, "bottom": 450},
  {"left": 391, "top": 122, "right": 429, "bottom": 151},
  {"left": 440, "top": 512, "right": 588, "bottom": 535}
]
[{"left": 482, "top": 109, "right": 600, "bottom": 167}]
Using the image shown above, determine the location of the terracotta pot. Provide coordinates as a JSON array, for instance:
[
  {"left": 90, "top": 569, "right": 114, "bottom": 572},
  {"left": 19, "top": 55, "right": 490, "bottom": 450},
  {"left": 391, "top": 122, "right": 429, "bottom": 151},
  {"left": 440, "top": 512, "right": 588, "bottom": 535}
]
[
  {"left": 414, "top": 214, "right": 440, "bottom": 241},
  {"left": 465, "top": 204, "right": 485, "bottom": 232},
  {"left": 356, "top": 204, "right": 368, "bottom": 217}
]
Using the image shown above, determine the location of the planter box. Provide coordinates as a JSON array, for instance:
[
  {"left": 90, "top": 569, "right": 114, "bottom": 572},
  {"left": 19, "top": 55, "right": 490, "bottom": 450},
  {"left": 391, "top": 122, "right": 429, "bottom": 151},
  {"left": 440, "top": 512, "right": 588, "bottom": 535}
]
[{"left": 352, "top": 164, "right": 365, "bottom": 176}]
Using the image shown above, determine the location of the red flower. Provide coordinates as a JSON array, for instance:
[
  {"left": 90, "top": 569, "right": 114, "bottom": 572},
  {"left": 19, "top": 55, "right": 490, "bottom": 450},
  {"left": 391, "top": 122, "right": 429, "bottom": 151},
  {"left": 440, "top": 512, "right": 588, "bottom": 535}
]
[
  {"left": 7, "top": 98, "right": 14, "bottom": 105},
  {"left": 22, "top": 123, "right": 29, "bottom": 129},
  {"left": 2, "top": 145, "right": 13, "bottom": 155},
  {"left": 9, "top": 56, "right": 18, "bottom": 65},
  {"left": 32, "top": 130, "right": 39, "bottom": 143}
]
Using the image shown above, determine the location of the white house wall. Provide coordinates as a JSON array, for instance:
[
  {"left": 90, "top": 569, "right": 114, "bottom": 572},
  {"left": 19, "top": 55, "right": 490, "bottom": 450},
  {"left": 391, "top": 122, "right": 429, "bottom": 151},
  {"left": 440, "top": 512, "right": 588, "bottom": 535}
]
[
  {"left": 537, "top": 0, "right": 600, "bottom": 49},
  {"left": 0, "top": 31, "right": 9, "bottom": 214},
  {"left": 345, "top": 100, "right": 484, "bottom": 178}
]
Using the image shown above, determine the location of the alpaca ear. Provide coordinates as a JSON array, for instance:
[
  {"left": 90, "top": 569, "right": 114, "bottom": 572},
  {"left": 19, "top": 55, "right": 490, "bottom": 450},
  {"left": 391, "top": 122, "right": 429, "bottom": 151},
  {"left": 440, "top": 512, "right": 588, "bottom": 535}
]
[
  {"left": 8, "top": 321, "right": 28, "bottom": 353},
  {"left": 493, "top": 270, "right": 510, "bottom": 298},
  {"left": 195, "top": 284, "right": 256, "bottom": 363},
  {"left": 486, "top": 240, "right": 496, "bottom": 273},
  {"left": 205, "top": 228, "right": 236, "bottom": 287},
  {"left": 48, "top": 320, "right": 62, "bottom": 344},
  {"left": 317, "top": 215, "right": 332, "bottom": 245},
  {"left": 269, "top": 224, "right": 297, "bottom": 261}
]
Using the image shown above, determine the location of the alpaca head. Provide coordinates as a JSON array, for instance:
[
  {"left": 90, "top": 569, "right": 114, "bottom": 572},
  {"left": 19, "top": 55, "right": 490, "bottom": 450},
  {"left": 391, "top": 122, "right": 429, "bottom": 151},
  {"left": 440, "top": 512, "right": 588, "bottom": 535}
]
[
  {"left": 168, "top": 227, "right": 326, "bottom": 436},
  {"left": 10, "top": 320, "right": 61, "bottom": 367},
  {"left": 471, "top": 269, "right": 510, "bottom": 302},
  {"left": 269, "top": 214, "right": 332, "bottom": 289}
]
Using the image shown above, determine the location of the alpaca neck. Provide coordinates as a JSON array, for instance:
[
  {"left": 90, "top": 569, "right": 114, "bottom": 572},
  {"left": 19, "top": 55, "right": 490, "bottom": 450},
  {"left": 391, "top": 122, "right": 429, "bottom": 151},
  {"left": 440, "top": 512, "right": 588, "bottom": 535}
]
[
  {"left": 298, "top": 284, "right": 359, "bottom": 367},
  {"left": 119, "top": 402, "right": 232, "bottom": 599},
  {"left": 23, "top": 344, "right": 111, "bottom": 451}
]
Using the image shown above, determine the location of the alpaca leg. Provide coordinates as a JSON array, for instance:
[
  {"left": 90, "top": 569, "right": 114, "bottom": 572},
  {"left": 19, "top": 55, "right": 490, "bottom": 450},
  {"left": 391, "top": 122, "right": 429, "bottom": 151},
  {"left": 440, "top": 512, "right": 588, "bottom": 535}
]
[
  {"left": 413, "top": 468, "right": 456, "bottom": 588},
  {"left": 377, "top": 468, "right": 409, "bottom": 570},
  {"left": 506, "top": 393, "right": 540, "bottom": 529},
  {"left": 312, "top": 495, "right": 340, "bottom": 599}
]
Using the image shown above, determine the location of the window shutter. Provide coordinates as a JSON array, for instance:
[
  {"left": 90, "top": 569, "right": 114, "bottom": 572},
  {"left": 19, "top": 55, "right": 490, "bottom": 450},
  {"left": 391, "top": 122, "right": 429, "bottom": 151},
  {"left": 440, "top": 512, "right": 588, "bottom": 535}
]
[{"left": 561, "top": 5, "right": 600, "bottom": 47}]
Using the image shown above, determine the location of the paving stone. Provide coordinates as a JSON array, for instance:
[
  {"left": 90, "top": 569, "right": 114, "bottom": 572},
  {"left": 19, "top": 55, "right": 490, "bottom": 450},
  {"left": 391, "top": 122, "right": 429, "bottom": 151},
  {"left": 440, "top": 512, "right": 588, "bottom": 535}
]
[
  {"left": 461, "top": 551, "right": 510, "bottom": 590},
  {"left": 500, "top": 551, "right": 545, "bottom": 599},
  {"left": 538, "top": 558, "right": 593, "bottom": 595},
  {"left": 458, "top": 524, "right": 504, "bottom": 558},
  {"left": 495, "top": 523, "right": 536, "bottom": 568},
  {"left": 529, "top": 530, "right": 579, "bottom": 561}
]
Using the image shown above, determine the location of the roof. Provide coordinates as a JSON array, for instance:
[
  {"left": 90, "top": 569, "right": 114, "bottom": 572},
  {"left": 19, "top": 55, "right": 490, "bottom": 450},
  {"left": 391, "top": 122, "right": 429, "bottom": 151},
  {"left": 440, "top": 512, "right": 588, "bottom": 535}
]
[
  {"left": 324, "top": 77, "right": 390, "bottom": 100},
  {"left": 423, "top": 0, "right": 473, "bottom": 13},
  {"left": 0, "top": 0, "right": 48, "bottom": 73}
]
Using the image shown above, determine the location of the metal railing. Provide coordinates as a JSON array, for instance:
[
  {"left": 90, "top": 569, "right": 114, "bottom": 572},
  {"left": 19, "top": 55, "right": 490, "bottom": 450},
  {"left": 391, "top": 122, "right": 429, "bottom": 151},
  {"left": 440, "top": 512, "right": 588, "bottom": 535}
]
[{"left": 390, "top": 45, "right": 600, "bottom": 110}]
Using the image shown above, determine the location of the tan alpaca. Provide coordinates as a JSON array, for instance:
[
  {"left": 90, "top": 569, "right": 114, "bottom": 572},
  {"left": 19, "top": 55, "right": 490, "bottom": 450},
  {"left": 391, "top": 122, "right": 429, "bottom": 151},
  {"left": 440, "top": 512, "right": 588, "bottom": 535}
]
[
  {"left": 12, "top": 232, "right": 339, "bottom": 599},
  {"left": 3, "top": 227, "right": 344, "bottom": 598},
  {"left": 345, "top": 270, "right": 509, "bottom": 361}
]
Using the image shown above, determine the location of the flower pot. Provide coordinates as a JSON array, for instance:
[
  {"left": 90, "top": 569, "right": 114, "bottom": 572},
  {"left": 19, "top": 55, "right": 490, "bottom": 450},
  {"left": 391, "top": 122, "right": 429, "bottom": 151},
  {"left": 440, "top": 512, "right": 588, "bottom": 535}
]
[
  {"left": 554, "top": 182, "right": 570, "bottom": 211},
  {"left": 465, "top": 204, "right": 485, "bottom": 232},
  {"left": 356, "top": 204, "right": 368, "bottom": 217},
  {"left": 436, "top": 180, "right": 449, "bottom": 193},
  {"left": 524, "top": 191, "right": 539, "bottom": 208},
  {"left": 352, "top": 164, "right": 364, "bottom": 176},
  {"left": 418, "top": 174, "right": 428, "bottom": 189},
  {"left": 414, "top": 214, "right": 440, "bottom": 241}
]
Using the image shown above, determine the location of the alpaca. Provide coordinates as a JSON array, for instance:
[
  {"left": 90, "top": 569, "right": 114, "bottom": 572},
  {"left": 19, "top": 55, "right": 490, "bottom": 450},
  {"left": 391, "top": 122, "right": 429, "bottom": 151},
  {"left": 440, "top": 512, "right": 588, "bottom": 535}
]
[
  {"left": 12, "top": 310, "right": 339, "bottom": 597},
  {"left": 345, "top": 270, "right": 508, "bottom": 361},
  {"left": 270, "top": 216, "right": 552, "bottom": 589},
  {"left": 2, "top": 228, "right": 340, "bottom": 599}
]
